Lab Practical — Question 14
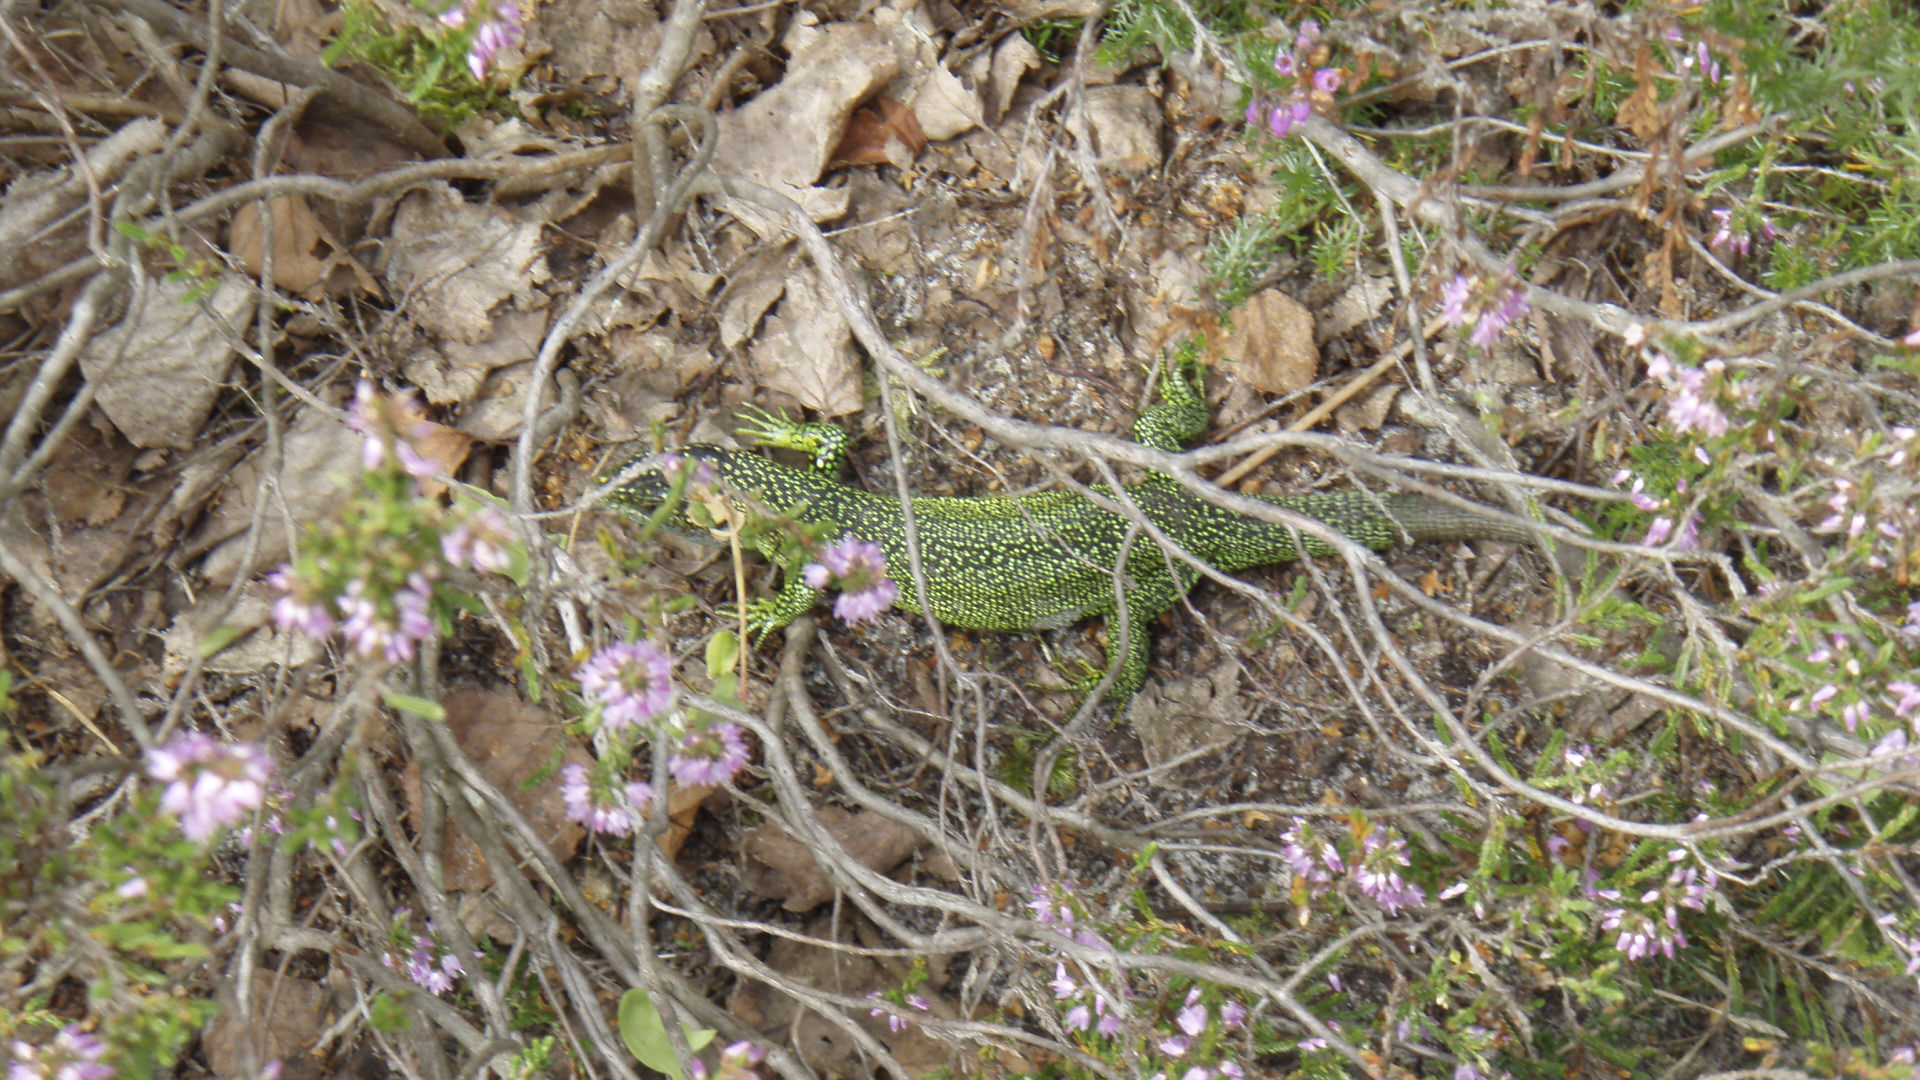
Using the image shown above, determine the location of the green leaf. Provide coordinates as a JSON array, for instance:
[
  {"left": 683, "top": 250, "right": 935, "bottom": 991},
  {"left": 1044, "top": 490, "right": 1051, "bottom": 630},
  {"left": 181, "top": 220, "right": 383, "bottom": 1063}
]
[
  {"left": 380, "top": 688, "right": 446, "bottom": 721},
  {"left": 617, "top": 989, "right": 715, "bottom": 1079}
]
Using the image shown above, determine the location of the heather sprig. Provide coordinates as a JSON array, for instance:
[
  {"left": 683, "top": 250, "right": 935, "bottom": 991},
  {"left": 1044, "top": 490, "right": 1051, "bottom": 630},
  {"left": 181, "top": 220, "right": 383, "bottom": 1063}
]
[
  {"left": 266, "top": 381, "right": 523, "bottom": 668},
  {"left": 1437, "top": 268, "right": 1530, "bottom": 348},
  {"left": 1244, "top": 19, "right": 1342, "bottom": 140}
]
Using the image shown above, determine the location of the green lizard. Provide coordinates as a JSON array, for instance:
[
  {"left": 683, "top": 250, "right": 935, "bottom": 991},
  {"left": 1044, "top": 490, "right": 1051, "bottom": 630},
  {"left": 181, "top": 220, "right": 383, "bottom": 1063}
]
[{"left": 600, "top": 359, "right": 1541, "bottom": 702}]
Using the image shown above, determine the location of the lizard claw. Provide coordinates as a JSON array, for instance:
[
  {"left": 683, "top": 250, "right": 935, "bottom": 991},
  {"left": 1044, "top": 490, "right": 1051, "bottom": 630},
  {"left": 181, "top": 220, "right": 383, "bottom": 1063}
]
[
  {"left": 719, "top": 597, "right": 790, "bottom": 647},
  {"left": 734, "top": 403, "right": 800, "bottom": 449}
]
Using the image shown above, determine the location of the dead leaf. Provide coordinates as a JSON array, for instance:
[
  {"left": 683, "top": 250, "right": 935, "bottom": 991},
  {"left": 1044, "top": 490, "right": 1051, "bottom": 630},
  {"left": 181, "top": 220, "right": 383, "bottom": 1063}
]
[
  {"left": 1335, "top": 383, "right": 1400, "bottom": 434},
  {"left": 193, "top": 404, "right": 362, "bottom": 586},
  {"left": 382, "top": 182, "right": 550, "bottom": 344},
  {"left": 1129, "top": 659, "right": 1244, "bottom": 779},
  {"left": 718, "top": 254, "right": 789, "bottom": 350},
  {"left": 78, "top": 277, "right": 255, "bottom": 450},
  {"left": 711, "top": 22, "right": 905, "bottom": 235},
  {"left": 230, "top": 194, "right": 380, "bottom": 300},
  {"left": 660, "top": 781, "right": 710, "bottom": 863},
  {"left": 41, "top": 419, "right": 132, "bottom": 526},
  {"left": 741, "top": 806, "right": 924, "bottom": 912},
  {"left": 398, "top": 687, "right": 590, "bottom": 891},
  {"left": 828, "top": 97, "right": 927, "bottom": 169},
  {"left": 1220, "top": 289, "right": 1319, "bottom": 395},
  {"left": 205, "top": 973, "right": 329, "bottom": 1080},
  {"left": 985, "top": 32, "right": 1041, "bottom": 123},
  {"left": 404, "top": 307, "right": 550, "bottom": 405},
  {"left": 908, "top": 65, "right": 982, "bottom": 141},
  {"left": 748, "top": 266, "right": 862, "bottom": 416}
]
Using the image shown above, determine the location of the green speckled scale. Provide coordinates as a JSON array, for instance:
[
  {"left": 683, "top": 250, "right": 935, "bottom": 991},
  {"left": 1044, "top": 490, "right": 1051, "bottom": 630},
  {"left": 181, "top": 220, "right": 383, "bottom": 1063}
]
[{"left": 600, "top": 360, "right": 1536, "bottom": 703}]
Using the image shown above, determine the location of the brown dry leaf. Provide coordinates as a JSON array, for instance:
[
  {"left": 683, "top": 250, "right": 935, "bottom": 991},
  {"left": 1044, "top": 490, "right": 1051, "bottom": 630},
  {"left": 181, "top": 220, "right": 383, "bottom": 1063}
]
[
  {"left": 404, "top": 307, "right": 549, "bottom": 405},
  {"left": 192, "top": 404, "right": 360, "bottom": 586},
  {"left": 1335, "top": 383, "right": 1400, "bottom": 434},
  {"left": 230, "top": 195, "right": 379, "bottom": 300},
  {"left": 1129, "top": 659, "right": 1244, "bottom": 779},
  {"left": 711, "top": 22, "right": 906, "bottom": 235},
  {"left": 659, "top": 780, "right": 710, "bottom": 863},
  {"left": 382, "top": 181, "right": 551, "bottom": 344},
  {"left": 828, "top": 97, "right": 927, "bottom": 169},
  {"left": 985, "top": 31, "right": 1041, "bottom": 123},
  {"left": 718, "top": 253, "right": 790, "bottom": 349},
  {"left": 741, "top": 806, "right": 924, "bottom": 912},
  {"left": 78, "top": 277, "right": 255, "bottom": 450},
  {"left": 1419, "top": 568, "right": 1448, "bottom": 597},
  {"left": 205, "top": 973, "right": 329, "bottom": 1080},
  {"left": 398, "top": 687, "right": 589, "bottom": 891},
  {"left": 748, "top": 266, "right": 862, "bottom": 416},
  {"left": 1317, "top": 274, "right": 1396, "bottom": 343},
  {"left": 41, "top": 419, "right": 132, "bottom": 526},
  {"left": 908, "top": 65, "right": 982, "bottom": 141},
  {"left": 726, "top": 914, "right": 962, "bottom": 1075},
  {"left": 1220, "top": 289, "right": 1319, "bottom": 395}
]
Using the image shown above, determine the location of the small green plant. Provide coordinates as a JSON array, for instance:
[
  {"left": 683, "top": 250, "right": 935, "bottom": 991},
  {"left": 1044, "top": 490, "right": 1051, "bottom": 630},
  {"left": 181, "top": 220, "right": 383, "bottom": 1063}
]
[{"left": 323, "top": 0, "right": 526, "bottom": 128}]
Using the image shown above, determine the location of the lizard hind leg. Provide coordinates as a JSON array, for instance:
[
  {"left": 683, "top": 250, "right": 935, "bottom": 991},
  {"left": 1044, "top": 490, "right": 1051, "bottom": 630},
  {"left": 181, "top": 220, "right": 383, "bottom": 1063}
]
[
  {"left": 734, "top": 404, "right": 853, "bottom": 474},
  {"left": 1132, "top": 352, "right": 1211, "bottom": 452}
]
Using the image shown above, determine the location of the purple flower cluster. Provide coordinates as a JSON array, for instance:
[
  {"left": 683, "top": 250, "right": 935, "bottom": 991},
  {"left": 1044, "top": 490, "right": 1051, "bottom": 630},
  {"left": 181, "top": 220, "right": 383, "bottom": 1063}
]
[
  {"left": 405, "top": 936, "right": 466, "bottom": 995},
  {"left": 866, "top": 991, "right": 931, "bottom": 1034},
  {"left": 1645, "top": 352, "right": 1733, "bottom": 438},
  {"left": 1283, "top": 817, "right": 1435, "bottom": 916},
  {"left": 1354, "top": 828, "right": 1426, "bottom": 916},
  {"left": 1595, "top": 847, "right": 1713, "bottom": 962},
  {"left": 1666, "top": 27, "right": 1725, "bottom": 85},
  {"left": 1246, "top": 20, "right": 1341, "bottom": 139},
  {"left": 1280, "top": 817, "right": 1343, "bottom": 897},
  {"left": 803, "top": 537, "right": 900, "bottom": 627},
  {"left": 1609, "top": 468, "right": 1702, "bottom": 551},
  {"left": 346, "top": 379, "right": 439, "bottom": 481},
  {"left": 438, "top": 1, "right": 525, "bottom": 81},
  {"left": 668, "top": 722, "right": 751, "bottom": 787},
  {"left": 577, "top": 641, "right": 676, "bottom": 732},
  {"left": 267, "top": 381, "right": 518, "bottom": 666},
  {"left": 1707, "top": 207, "right": 1778, "bottom": 257},
  {"left": 146, "top": 732, "right": 274, "bottom": 842},
  {"left": 8, "top": 1025, "right": 115, "bottom": 1080},
  {"left": 559, "top": 762, "right": 653, "bottom": 836},
  {"left": 569, "top": 640, "right": 753, "bottom": 831},
  {"left": 1438, "top": 271, "right": 1529, "bottom": 347}
]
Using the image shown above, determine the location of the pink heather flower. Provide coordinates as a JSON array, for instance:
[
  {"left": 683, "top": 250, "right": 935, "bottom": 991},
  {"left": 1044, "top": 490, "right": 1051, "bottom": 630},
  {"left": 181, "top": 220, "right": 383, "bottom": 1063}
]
[
  {"left": 868, "top": 994, "right": 911, "bottom": 1033},
  {"left": 8, "top": 1025, "right": 116, "bottom": 1080},
  {"left": 1708, "top": 208, "right": 1750, "bottom": 255},
  {"left": 441, "top": 508, "right": 514, "bottom": 574},
  {"left": 461, "top": 1, "right": 526, "bottom": 81},
  {"left": 1355, "top": 828, "right": 1426, "bottom": 915},
  {"left": 1176, "top": 993, "right": 1207, "bottom": 1037},
  {"left": 1220, "top": 1001, "right": 1247, "bottom": 1029},
  {"left": 1440, "top": 274, "right": 1473, "bottom": 327},
  {"left": 1280, "top": 818, "right": 1339, "bottom": 895},
  {"left": 577, "top": 641, "right": 676, "bottom": 731},
  {"left": 346, "top": 380, "right": 439, "bottom": 481},
  {"left": 146, "top": 732, "right": 273, "bottom": 841},
  {"left": 1313, "top": 67, "right": 1342, "bottom": 93},
  {"left": 1644, "top": 516, "right": 1674, "bottom": 546},
  {"left": 1158, "top": 1035, "right": 1191, "bottom": 1057},
  {"left": 267, "top": 564, "right": 333, "bottom": 639},
  {"left": 668, "top": 721, "right": 751, "bottom": 787},
  {"left": 559, "top": 762, "right": 653, "bottom": 836},
  {"left": 804, "top": 537, "right": 899, "bottom": 626},
  {"left": 1097, "top": 1007, "right": 1124, "bottom": 1037},
  {"left": 405, "top": 936, "right": 465, "bottom": 994},
  {"left": 1905, "top": 327, "right": 1920, "bottom": 348},
  {"left": 1065, "top": 1004, "right": 1093, "bottom": 1031},
  {"left": 1050, "top": 964, "right": 1077, "bottom": 999},
  {"left": 1889, "top": 682, "right": 1920, "bottom": 718}
]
